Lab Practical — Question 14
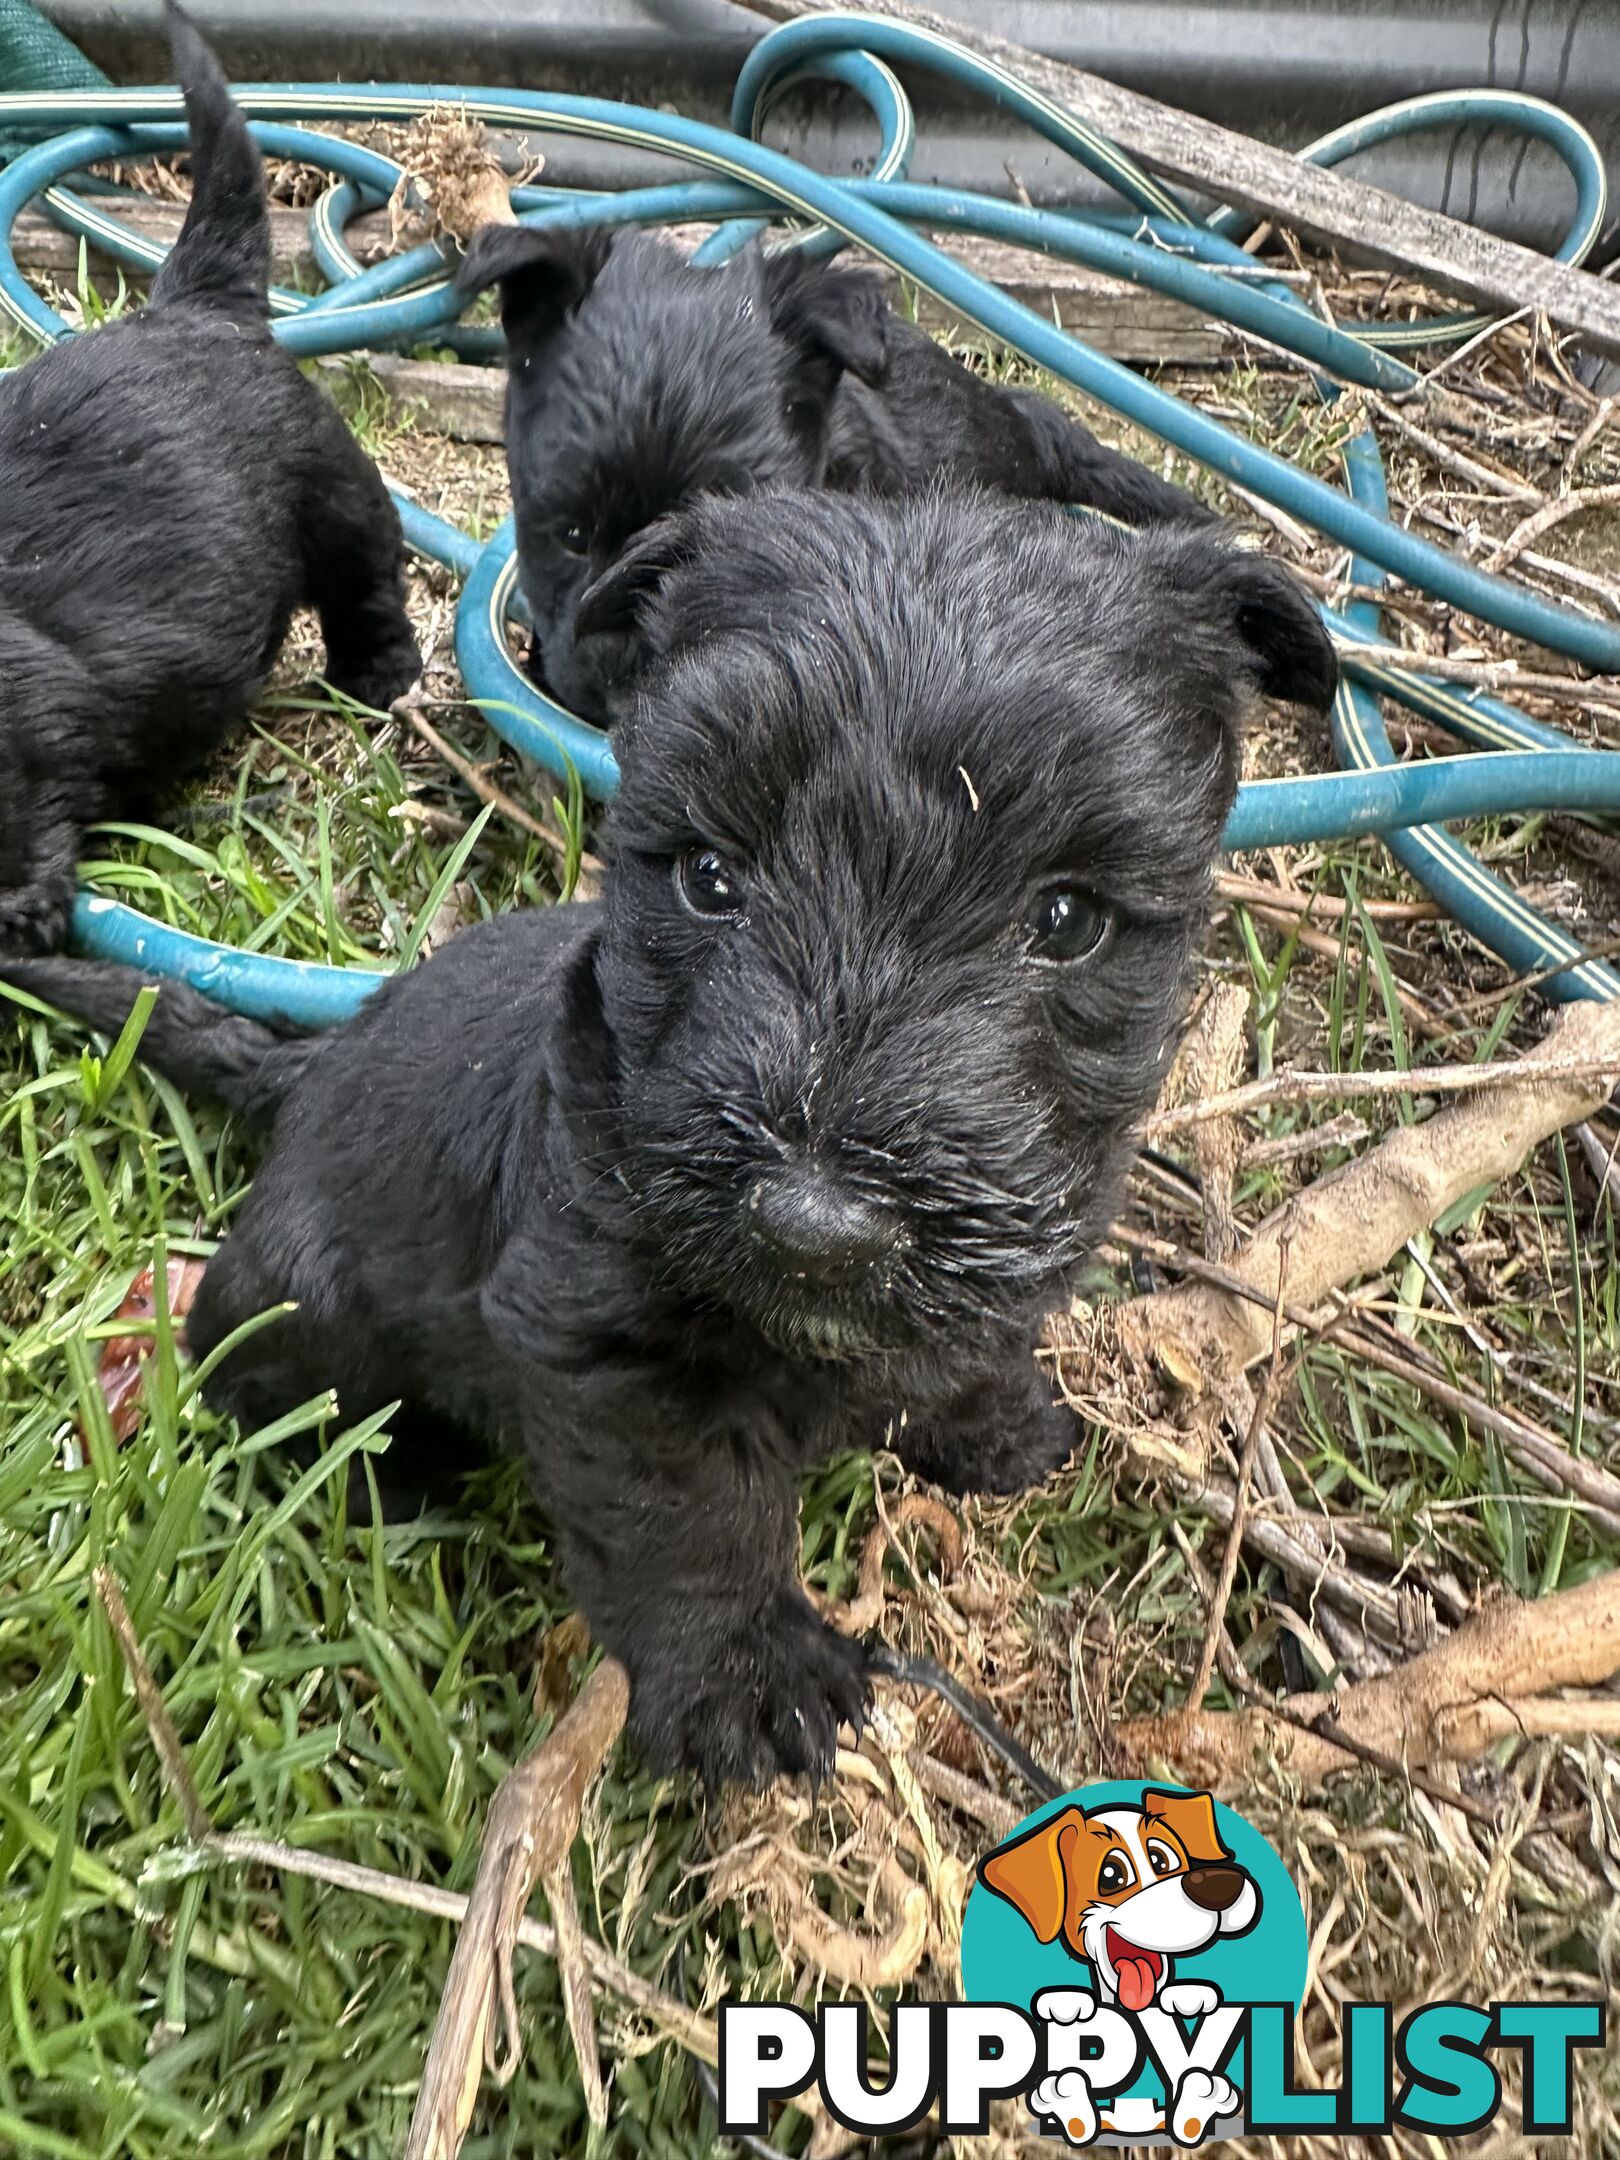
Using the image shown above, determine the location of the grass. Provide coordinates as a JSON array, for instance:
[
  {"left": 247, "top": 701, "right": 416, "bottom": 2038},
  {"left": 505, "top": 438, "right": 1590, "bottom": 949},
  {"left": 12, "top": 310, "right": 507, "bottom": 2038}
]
[{"left": 4, "top": 289, "right": 1620, "bottom": 2157}]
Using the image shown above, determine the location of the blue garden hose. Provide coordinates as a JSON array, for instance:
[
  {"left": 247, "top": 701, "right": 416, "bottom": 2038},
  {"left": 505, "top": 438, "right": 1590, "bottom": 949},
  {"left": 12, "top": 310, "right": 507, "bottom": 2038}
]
[{"left": 0, "top": 17, "right": 1614, "bottom": 1024}]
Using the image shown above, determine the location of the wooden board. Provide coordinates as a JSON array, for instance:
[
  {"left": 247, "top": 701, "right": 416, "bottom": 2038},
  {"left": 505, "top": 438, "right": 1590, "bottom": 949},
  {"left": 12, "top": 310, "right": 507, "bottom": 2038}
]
[{"left": 10, "top": 199, "right": 1230, "bottom": 412}]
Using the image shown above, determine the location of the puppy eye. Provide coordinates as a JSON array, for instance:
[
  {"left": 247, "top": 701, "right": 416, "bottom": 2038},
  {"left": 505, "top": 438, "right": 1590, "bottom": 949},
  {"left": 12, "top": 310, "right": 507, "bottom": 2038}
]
[
  {"left": 1027, "top": 886, "right": 1110, "bottom": 965},
  {"left": 561, "top": 523, "right": 587, "bottom": 557},
  {"left": 1098, "top": 1855, "right": 1135, "bottom": 1895},
  {"left": 676, "top": 846, "right": 744, "bottom": 919},
  {"left": 1146, "top": 1840, "right": 1180, "bottom": 1877}
]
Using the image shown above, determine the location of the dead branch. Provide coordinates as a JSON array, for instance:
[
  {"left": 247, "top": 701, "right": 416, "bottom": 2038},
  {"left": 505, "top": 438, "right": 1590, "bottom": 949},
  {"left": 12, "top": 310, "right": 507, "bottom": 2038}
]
[
  {"left": 1366, "top": 394, "right": 1540, "bottom": 503},
  {"left": 190, "top": 1832, "right": 716, "bottom": 2060},
  {"left": 1141, "top": 1034, "right": 1620, "bottom": 1139},
  {"left": 1160, "top": 983, "right": 1249, "bottom": 1261},
  {"left": 1116, "top": 1572, "right": 1620, "bottom": 1786},
  {"left": 1214, "top": 873, "right": 1440, "bottom": 923},
  {"left": 1481, "top": 483, "right": 1620, "bottom": 574},
  {"left": 93, "top": 1572, "right": 709, "bottom": 2078},
  {"left": 1240, "top": 1111, "right": 1370, "bottom": 1169},
  {"left": 1186, "top": 1287, "right": 1290, "bottom": 1712},
  {"left": 405, "top": 1656, "right": 630, "bottom": 2158},
  {"left": 1115, "top": 1001, "right": 1620, "bottom": 1394},
  {"left": 391, "top": 686, "right": 604, "bottom": 897}
]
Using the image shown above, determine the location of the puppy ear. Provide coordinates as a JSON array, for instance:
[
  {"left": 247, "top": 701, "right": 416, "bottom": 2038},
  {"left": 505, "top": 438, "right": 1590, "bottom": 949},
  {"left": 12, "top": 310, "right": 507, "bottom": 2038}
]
[
  {"left": 1200, "top": 546, "right": 1338, "bottom": 713},
  {"left": 455, "top": 222, "right": 612, "bottom": 343},
  {"left": 1142, "top": 1788, "right": 1231, "bottom": 1867},
  {"left": 574, "top": 513, "right": 694, "bottom": 642},
  {"left": 977, "top": 1807, "right": 1085, "bottom": 1944},
  {"left": 760, "top": 247, "right": 890, "bottom": 397}
]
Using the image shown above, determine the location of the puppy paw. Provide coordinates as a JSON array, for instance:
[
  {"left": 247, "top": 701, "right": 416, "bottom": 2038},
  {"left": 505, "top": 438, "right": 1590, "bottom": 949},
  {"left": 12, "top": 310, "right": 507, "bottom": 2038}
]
[
  {"left": 1030, "top": 2069, "right": 1098, "bottom": 2147},
  {"left": 0, "top": 871, "right": 74, "bottom": 955},
  {"left": 629, "top": 1593, "right": 870, "bottom": 1792},
  {"left": 1032, "top": 1987, "right": 1100, "bottom": 2027},
  {"left": 325, "top": 630, "right": 422, "bottom": 714},
  {"left": 899, "top": 1393, "right": 1076, "bottom": 1497},
  {"left": 1159, "top": 1981, "right": 1221, "bottom": 2020},
  {"left": 1171, "top": 2067, "right": 1240, "bottom": 2145}
]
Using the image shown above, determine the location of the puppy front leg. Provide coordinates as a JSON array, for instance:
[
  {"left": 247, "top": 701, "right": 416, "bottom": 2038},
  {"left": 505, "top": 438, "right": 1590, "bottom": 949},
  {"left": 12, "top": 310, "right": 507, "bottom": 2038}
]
[
  {"left": 545, "top": 1427, "right": 869, "bottom": 1791},
  {"left": 0, "top": 785, "right": 80, "bottom": 955},
  {"left": 296, "top": 418, "right": 421, "bottom": 712},
  {"left": 894, "top": 1348, "right": 1076, "bottom": 1498}
]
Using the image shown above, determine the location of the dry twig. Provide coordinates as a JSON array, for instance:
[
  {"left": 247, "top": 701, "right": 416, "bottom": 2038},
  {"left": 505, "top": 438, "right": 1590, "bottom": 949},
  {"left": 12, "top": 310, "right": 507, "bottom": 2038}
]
[
  {"left": 392, "top": 687, "right": 603, "bottom": 896},
  {"left": 1480, "top": 483, "right": 1620, "bottom": 573},
  {"left": 1141, "top": 1035, "right": 1620, "bottom": 1139},
  {"left": 405, "top": 1657, "right": 631, "bottom": 2157},
  {"left": 1117, "top": 1573, "right": 1620, "bottom": 1784}
]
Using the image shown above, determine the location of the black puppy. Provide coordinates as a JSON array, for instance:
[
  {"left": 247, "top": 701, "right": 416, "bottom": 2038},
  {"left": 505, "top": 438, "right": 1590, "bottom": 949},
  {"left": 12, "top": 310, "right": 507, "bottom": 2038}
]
[
  {"left": 0, "top": 3, "right": 419, "bottom": 954},
  {"left": 457, "top": 225, "right": 1211, "bottom": 719},
  {"left": 3, "top": 490, "right": 1335, "bottom": 1789}
]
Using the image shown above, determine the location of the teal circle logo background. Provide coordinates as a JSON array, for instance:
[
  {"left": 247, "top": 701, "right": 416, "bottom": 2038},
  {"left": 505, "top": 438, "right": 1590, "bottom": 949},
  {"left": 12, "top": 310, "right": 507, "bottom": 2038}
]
[{"left": 960, "top": 1781, "right": 1308, "bottom": 2108}]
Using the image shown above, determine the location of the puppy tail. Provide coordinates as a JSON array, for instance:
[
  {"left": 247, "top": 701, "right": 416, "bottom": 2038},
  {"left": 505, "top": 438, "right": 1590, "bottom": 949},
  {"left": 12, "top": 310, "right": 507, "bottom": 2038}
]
[
  {"left": 149, "top": 2, "right": 270, "bottom": 316},
  {"left": 0, "top": 957, "right": 318, "bottom": 1120},
  {"left": 1002, "top": 386, "right": 1216, "bottom": 529}
]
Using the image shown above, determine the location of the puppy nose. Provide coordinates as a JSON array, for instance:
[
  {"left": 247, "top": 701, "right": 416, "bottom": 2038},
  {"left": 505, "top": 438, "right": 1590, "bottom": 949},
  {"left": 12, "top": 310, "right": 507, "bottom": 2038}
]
[
  {"left": 1183, "top": 1866, "right": 1245, "bottom": 1913},
  {"left": 745, "top": 1166, "right": 899, "bottom": 1285}
]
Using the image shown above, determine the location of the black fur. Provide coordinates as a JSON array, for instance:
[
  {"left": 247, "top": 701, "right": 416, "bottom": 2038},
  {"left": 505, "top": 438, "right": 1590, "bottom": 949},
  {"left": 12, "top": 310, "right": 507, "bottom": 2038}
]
[
  {"left": 456, "top": 225, "right": 1214, "bottom": 720},
  {"left": 0, "top": 2, "right": 419, "bottom": 954},
  {"left": 2, "top": 491, "right": 1336, "bottom": 1789}
]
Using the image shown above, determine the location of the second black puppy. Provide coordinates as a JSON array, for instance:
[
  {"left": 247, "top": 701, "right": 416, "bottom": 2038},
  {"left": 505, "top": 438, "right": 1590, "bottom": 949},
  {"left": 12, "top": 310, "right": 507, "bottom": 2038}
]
[
  {"left": 0, "top": 4, "right": 419, "bottom": 953},
  {"left": 4, "top": 491, "right": 1336, "bottom": 1790},
  {"left": 458, "top": 226, "right": 1212, "bottom": 719}
]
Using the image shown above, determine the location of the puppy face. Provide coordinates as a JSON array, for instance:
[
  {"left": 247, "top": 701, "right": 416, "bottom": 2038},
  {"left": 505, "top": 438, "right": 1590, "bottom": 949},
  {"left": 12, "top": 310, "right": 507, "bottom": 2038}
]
[
  {"left": 584, "top": 490, "right": 1335, "bottom": 1360},
  {"left": 457, "top": 228, "right": 889, "bottom": 718},
  {"left": 981, "top": 1789, "right": 1260, "bottom": 2011}
]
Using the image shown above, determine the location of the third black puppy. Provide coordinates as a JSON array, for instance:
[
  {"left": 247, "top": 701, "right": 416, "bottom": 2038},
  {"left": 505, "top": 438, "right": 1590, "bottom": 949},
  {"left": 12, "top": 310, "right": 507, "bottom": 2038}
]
[
  {"left": 0, "top": 3, "right": 419, "bottom": 952},
  {"left": 3, "top": 490, "right": 1335, "bottom": 1791},
  {"left": 457, "top": 225, "right": 1212, "bottom": 719}
]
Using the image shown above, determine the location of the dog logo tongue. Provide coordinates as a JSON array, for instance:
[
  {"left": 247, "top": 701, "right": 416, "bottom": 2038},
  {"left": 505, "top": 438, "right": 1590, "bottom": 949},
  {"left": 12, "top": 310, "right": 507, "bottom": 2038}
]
[
  {"left": 1106, "top": 1930, "right": 1162, "bottom": 2010},
  {"left": 1116, "top": 1955, "right": 1156, "bottom": 2010}
]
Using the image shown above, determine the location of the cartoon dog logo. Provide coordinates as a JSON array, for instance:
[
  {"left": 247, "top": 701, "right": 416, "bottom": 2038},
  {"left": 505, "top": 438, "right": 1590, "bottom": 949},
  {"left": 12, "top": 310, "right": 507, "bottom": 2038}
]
[{"left": 978, "top": 1788, "right": 1259, "bottom": 2144}]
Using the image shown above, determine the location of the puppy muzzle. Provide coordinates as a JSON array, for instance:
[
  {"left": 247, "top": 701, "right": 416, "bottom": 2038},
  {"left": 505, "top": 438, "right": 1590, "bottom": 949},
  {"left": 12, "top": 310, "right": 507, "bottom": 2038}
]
[{"left": 743, "top": 1163, "right": 900, "bottom": 1289}]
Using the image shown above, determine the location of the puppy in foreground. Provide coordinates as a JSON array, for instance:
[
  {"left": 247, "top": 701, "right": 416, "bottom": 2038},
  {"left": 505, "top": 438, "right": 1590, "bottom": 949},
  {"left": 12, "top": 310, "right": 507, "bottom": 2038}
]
[
  {"left": 457, "top": 225, "right": 1213, "bottom": 719},
  {"left": 0, "top": 3, "right": 419, "bottom": 953},
  {"left": 3, "top": 492, "right": 1336, "bottom": 1790}
]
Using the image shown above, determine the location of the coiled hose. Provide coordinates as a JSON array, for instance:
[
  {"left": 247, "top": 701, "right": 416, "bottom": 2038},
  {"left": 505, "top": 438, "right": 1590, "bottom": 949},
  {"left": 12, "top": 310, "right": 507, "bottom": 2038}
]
[{"left": 1, "top": 17, "right": 1618, "bottom": 1024}]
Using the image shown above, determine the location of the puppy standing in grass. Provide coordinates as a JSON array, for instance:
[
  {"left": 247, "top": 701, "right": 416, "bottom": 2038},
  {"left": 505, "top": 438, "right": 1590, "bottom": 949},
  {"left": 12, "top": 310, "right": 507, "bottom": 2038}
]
[
  {"left": 456, "top": 225, "right": 1214, "bottom": 721},
  {"left": 3, "top": 491, "right": 1336, "bottom": 1790},
  {"left": 0, "top": 3, "right": 419, "bottom": 954}
]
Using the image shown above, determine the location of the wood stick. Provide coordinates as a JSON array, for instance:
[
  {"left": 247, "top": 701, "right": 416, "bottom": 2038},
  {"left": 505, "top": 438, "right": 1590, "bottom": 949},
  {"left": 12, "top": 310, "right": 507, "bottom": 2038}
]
[
  {"left": 741, "top": 0, "right": 1620, "bottom": 359},
  {"left": 1214, "top": 873, "right": 1440, "bottom": 924},
  {"left": 1366, "top": 396, "right": 1541, "bottom": 505},
  {"left": 195, "top": 1833, "right": 717, "bottom": 2060},
  {"left": 404, "top": 1657, "right": 631, "bottom": 2159},
  {"left": 1480, "top": 484, "right": 1620, "bottom": 574},
  {"left": 1187, "top": 1316, "right": 1289, "bottom": 1711},
  {"left": 1121, "top": 1001, "right": 1620, "bottom": 1386},
  {"left": 1103, "top": 1221, "right": 1620, "bottom": 1530},
  {"left": 1115, "top": 1571, "right": 1620, "bottom": 1786},
  {"left": 95, "top": 1570, "right": 714, "bottom": 2093},
  {"left": 1141, "top": 1040, "right": 1620, "bottom": 1139},
  {"left": 1327, "top": 1326, "right": 1620, "bottom": 1539}
]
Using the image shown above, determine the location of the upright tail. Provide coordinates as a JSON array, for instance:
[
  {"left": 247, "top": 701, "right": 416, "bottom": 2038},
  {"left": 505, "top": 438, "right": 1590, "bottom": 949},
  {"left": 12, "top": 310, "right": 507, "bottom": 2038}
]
[
  {"left": 148, "top": 1, "right": 270, "bottom": 316},
  {"left": 0, "top": 958, "right": 321, "bottom": 1120}
]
